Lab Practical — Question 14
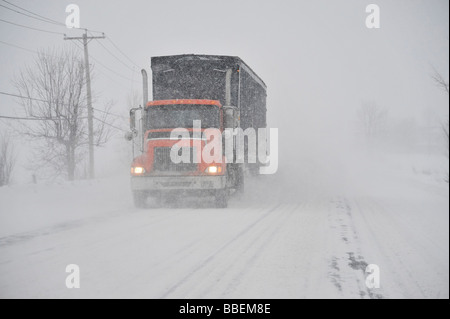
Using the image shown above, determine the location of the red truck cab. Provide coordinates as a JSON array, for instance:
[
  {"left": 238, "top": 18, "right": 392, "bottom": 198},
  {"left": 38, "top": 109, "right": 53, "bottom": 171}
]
[{"left": 130, "top": 99, "right": 229, "bottom": 207}]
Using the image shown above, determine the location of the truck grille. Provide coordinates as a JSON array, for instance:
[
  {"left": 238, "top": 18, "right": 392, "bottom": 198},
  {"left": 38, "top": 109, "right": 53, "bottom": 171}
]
[{"left": 153, "top": 147, "right": 198, "bottom": 172}]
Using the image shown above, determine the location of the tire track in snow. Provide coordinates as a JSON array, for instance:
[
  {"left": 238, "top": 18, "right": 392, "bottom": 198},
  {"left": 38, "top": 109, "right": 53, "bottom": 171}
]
[
  {"left": 187, "top": 204, "right": 301, "bottom": 298},
  {"left": 160, "top": 203, "right": 282, "bottom": 298},
  {"left": 327, "top": 197, "right": 383, "bottom": 299},
  {"left": 352, "top": 198, "right": 440, "bottom": 298},
  {"left": 143, "top": 206, "right": 259, "bottom": 273},
  {"left": 217, "top": 204, "right": 301, "bottom": 298}
]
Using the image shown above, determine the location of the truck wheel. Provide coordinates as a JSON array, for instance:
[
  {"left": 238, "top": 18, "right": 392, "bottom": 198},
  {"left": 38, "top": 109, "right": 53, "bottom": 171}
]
[
  {"left": 133, "top": 191, "right": 148, "bottom": 208},
  {"left": 215, "top": 190, "right": 228, "bottom": 208}
]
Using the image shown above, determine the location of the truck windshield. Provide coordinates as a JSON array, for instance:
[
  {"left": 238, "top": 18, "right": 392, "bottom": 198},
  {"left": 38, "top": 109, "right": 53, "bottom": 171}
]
[{"left": 146, "top": 104, "right": 220, "bottom": 129}]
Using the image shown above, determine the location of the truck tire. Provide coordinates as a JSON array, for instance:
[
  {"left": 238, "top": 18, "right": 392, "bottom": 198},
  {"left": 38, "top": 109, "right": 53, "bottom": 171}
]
[
  {"left": 133, "top": 191, "right": 148, "bottom": 208},
  {"left": 215, "top": 190, "right": 228, "bottom": 208}
]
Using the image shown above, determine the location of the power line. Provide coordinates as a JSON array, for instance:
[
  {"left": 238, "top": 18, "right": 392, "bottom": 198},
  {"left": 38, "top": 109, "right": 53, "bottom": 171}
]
[
  {"left": 1, "top": 0, "right": 105, "bottom": 33},
  {"left": 0, "top": 39, "right": 37, "bottom": 53},
  {"left": 69, "top": 40, "right": 133, "bottom": 88},
  {"left": 93, "top": 36, "right": 136, "bottom": 72},
  {"left": 2, "top": 0, "right": 65, "bottom": 26},
  {"left": 0, "top": 114, "right": 55, "bottom": 121},
  {"left": 92, "top": 107, "right": 127, "bottom": 119},
  {"left": 107, "top": 37, "right": 141, "bottom": 69},
  {"left": 0, "top": 91, "right": 127, "bottom": 119},
  {"left": 0, "top": 90, "right": 47, "bottom": 103},
  {"left": 1, "top": 3, "right": 140, "bottom": 83},
  {"left": 0, "top": 38, "right": 132, "bottom": 95},
  {"left": 71, "top": 40, "right": 138, "bottom": 83},
  {"left": 0, "top": 38, "right": 131, "bottom": 90},
  {"left": 0, "top": 3, "right": 65, "bottom": 27},
  {"left": 0, "top": 38, "right": 91, "bottom": 63},
  {"left": 2, "top": 37, "right": 80, "bottom": 58},
  {"left": 91, "top": 53, "right": 138, "bottom": 82},
  {"left": 0, "top": 102, "right": 129, "bottom": 134},
  {"left": 93, "top": 116, "right": 127, "bottom": 132},
  {"left": 0, "top": 114, "right": 88, "bottom": 121},
  {"left": 0, "top": 17, "right": 63, "bottom": 35}
]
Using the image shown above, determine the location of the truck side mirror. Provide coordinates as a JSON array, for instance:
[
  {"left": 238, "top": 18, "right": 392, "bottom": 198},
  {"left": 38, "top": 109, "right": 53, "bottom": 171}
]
[
  {"left": 126, "top": 107, "right": 142, "bottom": 141},
  {"left": 130, "top": 108, "right": 136, "bottom": 132}
]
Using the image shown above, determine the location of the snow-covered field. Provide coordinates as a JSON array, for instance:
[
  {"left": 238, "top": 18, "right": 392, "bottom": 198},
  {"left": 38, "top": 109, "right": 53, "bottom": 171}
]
[{"left": 0, "top": 151, "right": 448, "bottom": 299}]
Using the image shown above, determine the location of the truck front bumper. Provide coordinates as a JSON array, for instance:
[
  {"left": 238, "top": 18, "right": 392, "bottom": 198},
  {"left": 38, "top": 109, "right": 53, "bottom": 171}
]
[{"left": 131, "top": 175, "right": 226, "bottom": 191}]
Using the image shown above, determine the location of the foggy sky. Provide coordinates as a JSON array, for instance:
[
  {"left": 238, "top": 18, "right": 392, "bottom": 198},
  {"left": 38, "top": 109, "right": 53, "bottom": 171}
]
[{"left": 0, "top": 0, "right": 448, "bottom": 179}]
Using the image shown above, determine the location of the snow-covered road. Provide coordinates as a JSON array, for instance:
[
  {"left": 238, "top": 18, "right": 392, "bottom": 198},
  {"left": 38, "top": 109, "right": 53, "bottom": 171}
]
[{"left": 0, "top": 160, "right": 448, "bottom": 298}]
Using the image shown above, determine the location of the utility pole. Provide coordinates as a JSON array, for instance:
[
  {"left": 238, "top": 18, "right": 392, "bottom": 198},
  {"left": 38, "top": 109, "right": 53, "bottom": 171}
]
[{"left": 64, "top": 30, "right": 105, "bottom": 179}]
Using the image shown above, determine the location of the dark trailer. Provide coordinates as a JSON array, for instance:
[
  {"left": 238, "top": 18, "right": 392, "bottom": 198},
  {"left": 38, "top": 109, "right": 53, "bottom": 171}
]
[{"left": 151, "top": 54, "right": 267, "bottom": 131}]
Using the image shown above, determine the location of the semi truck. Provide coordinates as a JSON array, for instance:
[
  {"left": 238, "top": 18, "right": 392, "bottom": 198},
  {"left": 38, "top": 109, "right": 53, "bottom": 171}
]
[{"left": 127, "top": 54, "right": 267, "bottom": 208}]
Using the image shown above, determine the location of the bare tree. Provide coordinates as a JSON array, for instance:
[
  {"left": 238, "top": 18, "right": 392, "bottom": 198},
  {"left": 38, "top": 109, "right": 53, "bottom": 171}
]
[
  {"left": 0, "top": 133, "right": 16, "bottom": 186},
  {"left": 431, "top": 68, "right": 449, "bottom": 157},
  {"left": 13, "top": 48, "right": 113, "bottom": 181},
  {"left": 431, "top": 67, "right": 449, "bottom": 182},
  {"left": 432, "top": 68, "right": 449, "bottom": 95},
  {"left": 443, "top": 120, "right": 449, "bottom": 157},
  {"left": 357, "top": 101, "right": 388, "bottom": 142}
]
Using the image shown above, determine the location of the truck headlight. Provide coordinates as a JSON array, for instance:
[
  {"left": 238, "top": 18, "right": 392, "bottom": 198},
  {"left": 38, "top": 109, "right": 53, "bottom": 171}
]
[
  {"left": 205, "top": 165, "right": 222, "bottom": 174},
  {"left": 131, "top": 166, "right": 145, "bottom": 175}
]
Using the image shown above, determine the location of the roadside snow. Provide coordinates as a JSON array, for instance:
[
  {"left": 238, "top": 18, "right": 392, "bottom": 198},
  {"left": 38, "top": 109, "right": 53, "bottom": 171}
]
[
  {"left": 0, "top": 151, "right": 448, "bottom": 298},
  {"left": 0, "top": 175, "right": 132, "bottom": 238}
]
